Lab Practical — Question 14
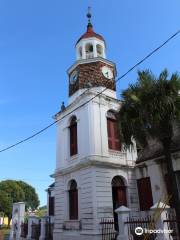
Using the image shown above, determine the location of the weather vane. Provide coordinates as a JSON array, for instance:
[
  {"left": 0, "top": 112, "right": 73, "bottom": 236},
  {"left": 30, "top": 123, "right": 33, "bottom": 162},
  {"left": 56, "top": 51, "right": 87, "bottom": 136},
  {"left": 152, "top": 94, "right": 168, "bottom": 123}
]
[{"left": 86, "top": 6, "right": 92, "bottom": 23}]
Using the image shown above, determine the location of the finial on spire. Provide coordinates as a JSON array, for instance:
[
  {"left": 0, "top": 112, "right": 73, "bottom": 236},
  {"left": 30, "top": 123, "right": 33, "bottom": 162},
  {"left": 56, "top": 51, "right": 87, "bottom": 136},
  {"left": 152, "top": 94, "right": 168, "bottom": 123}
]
[
  {"left": 86, "top": 6, "right": 93, "bottom": 30},
  {"left": 86, "top": 6, "right": 92, "bottom": 23}
]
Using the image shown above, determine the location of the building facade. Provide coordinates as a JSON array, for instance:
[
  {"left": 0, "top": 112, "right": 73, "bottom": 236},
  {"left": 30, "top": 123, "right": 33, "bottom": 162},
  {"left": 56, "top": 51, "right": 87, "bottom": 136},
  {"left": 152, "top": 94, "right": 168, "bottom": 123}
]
[
  {"left": 136, "top": 129, "right": 180, "bottom": 211},
  {"left": 52, "top": 13, "right": 139, "bottom": 240}
]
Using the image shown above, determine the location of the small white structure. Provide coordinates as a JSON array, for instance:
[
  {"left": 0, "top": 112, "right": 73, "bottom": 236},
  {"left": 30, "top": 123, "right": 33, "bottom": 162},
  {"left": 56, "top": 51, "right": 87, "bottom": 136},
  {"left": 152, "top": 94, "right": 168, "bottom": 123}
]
[{"left": 9, "top": 202, "right": 25, "bottom": 240}]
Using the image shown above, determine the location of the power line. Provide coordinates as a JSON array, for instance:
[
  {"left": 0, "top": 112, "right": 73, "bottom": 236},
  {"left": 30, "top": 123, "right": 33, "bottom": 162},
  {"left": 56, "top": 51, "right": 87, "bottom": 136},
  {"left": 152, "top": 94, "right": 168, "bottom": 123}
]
[{"left": 0, "top": 29, "right": 180, "bottom": 154}]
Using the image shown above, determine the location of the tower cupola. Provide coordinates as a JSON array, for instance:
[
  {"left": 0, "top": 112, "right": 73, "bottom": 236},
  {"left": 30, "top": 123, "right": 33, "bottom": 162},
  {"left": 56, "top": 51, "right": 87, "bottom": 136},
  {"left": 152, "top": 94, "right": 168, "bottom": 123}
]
[
  {"left": 75, "top": 8, "right": 106, "bottom": 60},
  {"left": 68, "top": 8, "right": 117, "bottom": 98}
]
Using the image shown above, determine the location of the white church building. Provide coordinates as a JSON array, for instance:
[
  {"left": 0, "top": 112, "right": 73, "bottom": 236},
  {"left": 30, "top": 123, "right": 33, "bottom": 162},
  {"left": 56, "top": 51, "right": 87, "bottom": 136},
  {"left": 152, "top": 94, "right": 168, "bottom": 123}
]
[{"left": 51, "top": 12, "right": 139, "bottom": 240}]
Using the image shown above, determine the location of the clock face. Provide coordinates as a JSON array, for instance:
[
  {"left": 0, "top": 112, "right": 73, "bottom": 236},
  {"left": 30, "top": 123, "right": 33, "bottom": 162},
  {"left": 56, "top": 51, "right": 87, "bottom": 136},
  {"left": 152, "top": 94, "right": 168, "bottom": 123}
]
[
  {"left": 102, "top": 66, "right": 113, "bottom": 80},
  {"left": 70, "top": 70, "right": 78, "bottom": 84}
]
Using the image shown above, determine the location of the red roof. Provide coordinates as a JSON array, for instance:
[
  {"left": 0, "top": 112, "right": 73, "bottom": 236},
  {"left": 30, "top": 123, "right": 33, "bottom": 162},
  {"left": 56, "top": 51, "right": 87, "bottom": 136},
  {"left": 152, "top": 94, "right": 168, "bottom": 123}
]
[{"left": 76, "top": 24, "right": 105, "bottom": 45}]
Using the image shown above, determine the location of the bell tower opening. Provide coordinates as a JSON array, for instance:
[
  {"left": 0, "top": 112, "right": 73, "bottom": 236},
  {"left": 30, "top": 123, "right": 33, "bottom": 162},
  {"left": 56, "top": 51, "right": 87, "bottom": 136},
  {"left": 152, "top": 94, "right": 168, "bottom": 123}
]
[
  {"left": 85, "top": 43, "right": 94, "bottom": 59},
  {"left": 96, "top": 44, "right": 103, "bottom": 57}
]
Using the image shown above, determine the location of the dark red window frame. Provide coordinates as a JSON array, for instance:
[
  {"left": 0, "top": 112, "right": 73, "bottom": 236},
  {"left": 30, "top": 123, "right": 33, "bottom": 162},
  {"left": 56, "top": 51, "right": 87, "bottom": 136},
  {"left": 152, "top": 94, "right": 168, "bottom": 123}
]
[
  {"left": 69, "top": 117, "right": 78, "bottom": 156},
  {"left": 137, "top": 177, "right": 153, "bottom": 211},
  {"left": 107, "top": 116, "right": 121, "bottom": 151},
  {"left": 69, "top": 180, "right": 78, "bottom": 220}
]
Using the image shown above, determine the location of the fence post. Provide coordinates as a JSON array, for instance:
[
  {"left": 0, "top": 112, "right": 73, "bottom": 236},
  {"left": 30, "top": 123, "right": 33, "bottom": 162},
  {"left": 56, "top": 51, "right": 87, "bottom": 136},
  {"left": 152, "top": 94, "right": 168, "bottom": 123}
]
[
  {"left": 9, "top": 202, "right": 25, "bottom": 240},
  {"left": 27, "top": 216, "right": 38, "bottom": 240},
  {"left": 150, "top": 201, "right": 171, "bottom": 240},
  {"left": 39, "top": 216, "right": 48, "bottom": 240},
  {"left": 115, "top": 206, "right": 131, "bottom": 240}
]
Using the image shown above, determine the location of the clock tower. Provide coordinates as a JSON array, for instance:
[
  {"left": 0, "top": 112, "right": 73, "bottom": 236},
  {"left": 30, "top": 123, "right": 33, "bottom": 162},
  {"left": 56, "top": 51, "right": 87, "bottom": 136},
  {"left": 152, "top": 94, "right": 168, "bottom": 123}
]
[
  {"left": 68, "top": 10, "right": 117, "bottom": 97},
  {"left": 53, "top": 9, "right": 138, "bottom": 240}
]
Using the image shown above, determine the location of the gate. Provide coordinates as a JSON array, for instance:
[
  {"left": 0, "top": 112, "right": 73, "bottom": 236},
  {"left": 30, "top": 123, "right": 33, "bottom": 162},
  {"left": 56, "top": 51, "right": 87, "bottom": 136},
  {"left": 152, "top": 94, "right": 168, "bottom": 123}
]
[
  {"left": 164, "top": 212, "right": 180, "bottom": 240},
  {"left": 125, "top": 216, "right": 156, "bottom": 240},
  {"left": 45, "top": 221, "right": 54, "bottom": 240},
  {"left": 31, "top": 220, "right": 41, "bottom": 240},
  {"left": 100, "top": 218, "right": 117, "bottom": 240},
  {"left": 20, "top": 222, "right": 28, "bottom": 238}
]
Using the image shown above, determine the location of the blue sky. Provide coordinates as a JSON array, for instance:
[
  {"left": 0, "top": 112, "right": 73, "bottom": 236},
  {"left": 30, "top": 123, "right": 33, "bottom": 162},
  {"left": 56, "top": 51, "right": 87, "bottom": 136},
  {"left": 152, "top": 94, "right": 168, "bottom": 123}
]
[{"left": 0, "top": 0, "right": 180, "bottom": 206}]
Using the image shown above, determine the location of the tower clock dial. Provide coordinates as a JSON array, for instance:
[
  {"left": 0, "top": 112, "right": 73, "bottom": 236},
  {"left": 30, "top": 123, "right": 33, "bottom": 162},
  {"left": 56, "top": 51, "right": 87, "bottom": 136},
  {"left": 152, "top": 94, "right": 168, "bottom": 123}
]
[
  {"left": 102, "top": 66, "right": 113, "bottom": 79},
  {"left": 70, "top": 70, "right": 78, "bottom": 84}
]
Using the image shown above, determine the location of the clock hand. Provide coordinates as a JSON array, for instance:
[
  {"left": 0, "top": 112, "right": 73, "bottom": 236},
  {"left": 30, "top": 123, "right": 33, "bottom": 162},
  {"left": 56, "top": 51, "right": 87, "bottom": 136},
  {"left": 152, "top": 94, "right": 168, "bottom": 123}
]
[{"left": 105, "top": 71, "right": 109, "bottom": 77}]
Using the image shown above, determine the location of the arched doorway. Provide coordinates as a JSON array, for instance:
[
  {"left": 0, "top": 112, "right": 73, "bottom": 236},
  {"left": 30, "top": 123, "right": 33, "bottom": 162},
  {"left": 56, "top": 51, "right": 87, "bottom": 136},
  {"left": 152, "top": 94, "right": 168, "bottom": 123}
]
[{"left": 112, "top": 176, "right": 127, "bottom": 231}]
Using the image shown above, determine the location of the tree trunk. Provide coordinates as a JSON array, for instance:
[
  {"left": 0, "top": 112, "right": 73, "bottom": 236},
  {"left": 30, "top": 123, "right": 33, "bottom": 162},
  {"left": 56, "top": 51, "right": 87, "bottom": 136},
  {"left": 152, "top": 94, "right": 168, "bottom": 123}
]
[
  {"left": 162, "top": 140, "right": 180, "bottom": 231},
  {"left": 8, "top": 216, "right": 11, "bottom": 227}
]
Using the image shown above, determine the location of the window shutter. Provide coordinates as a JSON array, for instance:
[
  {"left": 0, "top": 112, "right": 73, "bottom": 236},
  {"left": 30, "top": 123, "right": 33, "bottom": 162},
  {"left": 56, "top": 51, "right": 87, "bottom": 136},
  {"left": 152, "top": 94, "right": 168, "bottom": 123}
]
[
  {"left": 69, "top": 190, "right": 78, "bottom": 220},
  {"left": 70, "top": 123, "right": 78, "bottom": 156},
  {"left": 137, "top": 177, "right": 153, "bottom": 211},
  {"left": 107, "top": 118, "right": 121, "bottom": 151},
  {"left": 107, "top": 119, "right": 113, "bottom": 149},
  {"left": 113, "top": 121, "right": 121, "bottom": 150},
  {"left": 49, "top": 197, "right": 55, "bottom": 216}
]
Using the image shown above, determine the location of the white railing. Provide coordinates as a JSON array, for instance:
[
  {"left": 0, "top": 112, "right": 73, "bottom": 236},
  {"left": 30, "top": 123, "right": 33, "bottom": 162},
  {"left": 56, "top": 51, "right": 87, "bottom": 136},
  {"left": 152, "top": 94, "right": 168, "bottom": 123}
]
[{"left": 86, "top": 52, "right": 94, "bottom": 59}]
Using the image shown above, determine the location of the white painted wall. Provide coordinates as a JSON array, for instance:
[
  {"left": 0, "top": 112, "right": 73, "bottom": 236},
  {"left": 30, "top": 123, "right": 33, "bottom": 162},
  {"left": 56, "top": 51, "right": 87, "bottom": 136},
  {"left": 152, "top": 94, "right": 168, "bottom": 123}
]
[
  {"left": 53, "top": 87, "right": 138, "bottom": 240},
  {"left": 55, "top": 88, "right": 137, "bottom": 171}
]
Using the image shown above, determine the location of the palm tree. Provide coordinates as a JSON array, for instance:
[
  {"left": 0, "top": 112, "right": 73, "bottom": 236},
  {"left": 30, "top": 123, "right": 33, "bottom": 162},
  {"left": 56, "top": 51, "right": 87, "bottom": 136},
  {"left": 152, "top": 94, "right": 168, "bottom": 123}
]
[{"left": 118, "top": 69, "right": 180, "bottom": 227}]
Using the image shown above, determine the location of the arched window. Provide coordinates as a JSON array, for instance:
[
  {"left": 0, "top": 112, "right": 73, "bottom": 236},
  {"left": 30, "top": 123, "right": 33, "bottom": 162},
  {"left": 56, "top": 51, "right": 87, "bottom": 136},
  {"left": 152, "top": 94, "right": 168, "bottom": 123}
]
[
  {"left": 107, "top": 111, "right": 121, "bottom": 151},
  {"left": 85, "top": 43, "right": 93, "bottom": 59},
  {"left": 69, "top": 180, "right": 78, "bottom": 220},
  {"left": 96, "top": 44, "right": 103, "bottom": 57},
  {"left": 69, "top": 116, "right": 78, "bottom": 156},
  {"left": 112, "top": 176, "right": 125, "bottom": 187}
]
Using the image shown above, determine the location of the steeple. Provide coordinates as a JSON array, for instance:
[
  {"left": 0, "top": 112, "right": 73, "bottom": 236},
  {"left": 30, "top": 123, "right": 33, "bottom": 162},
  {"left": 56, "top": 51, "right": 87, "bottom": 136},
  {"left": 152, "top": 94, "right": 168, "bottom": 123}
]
[
  {"left": 68, "top": 9, "right": 116, "bottom": 98},
  {"left": 75, "top": 8, "right": 106, "bottom": 60},
  {"left": 86, "top": 6, "right": 92, "bottom": 28}
]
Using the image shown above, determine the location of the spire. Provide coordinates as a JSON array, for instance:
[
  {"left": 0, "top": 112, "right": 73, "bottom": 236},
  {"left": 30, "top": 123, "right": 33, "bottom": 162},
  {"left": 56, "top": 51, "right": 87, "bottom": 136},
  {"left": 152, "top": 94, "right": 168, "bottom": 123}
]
[
  {"left": 86, "top": 7, "right": 93, "bottom": 31},
  {"left": 76, "top": 7, "right": 105, "bottom": 45}
]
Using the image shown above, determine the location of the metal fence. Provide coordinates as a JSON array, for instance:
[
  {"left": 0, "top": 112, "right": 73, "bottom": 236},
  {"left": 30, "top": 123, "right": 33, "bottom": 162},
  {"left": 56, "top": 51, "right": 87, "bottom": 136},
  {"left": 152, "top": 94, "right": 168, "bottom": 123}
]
[
  {"left": 31, "top": 221, "right": 41, "bottom": 240},
  {"left": 164, "top": 212, "right": 180, "bottom": 240},
  {"left": 125, "top": 215, "right": 156, "bottom": 240},
  {"left": 20, "top": 222, "right": 28, "bottom": 238},
  {"left": 100, "top": 218, "right": 117, "bottom": 240},
  {"left": 45, "top": 221, "right": 54, "bottom": 240}
]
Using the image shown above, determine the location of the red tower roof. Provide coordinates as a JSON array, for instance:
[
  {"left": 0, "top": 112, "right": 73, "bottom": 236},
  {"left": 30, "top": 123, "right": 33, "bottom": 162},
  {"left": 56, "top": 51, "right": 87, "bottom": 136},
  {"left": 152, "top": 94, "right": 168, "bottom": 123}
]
[{"left": 76, "top": 23, "right": 105, "bottom": 45}]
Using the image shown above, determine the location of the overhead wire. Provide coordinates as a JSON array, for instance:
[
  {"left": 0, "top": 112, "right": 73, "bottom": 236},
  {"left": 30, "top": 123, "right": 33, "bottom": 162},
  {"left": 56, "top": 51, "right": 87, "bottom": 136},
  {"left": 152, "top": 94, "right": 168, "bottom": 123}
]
[{"left": 0, "top": 29, "right": 180, "bottom": 154}]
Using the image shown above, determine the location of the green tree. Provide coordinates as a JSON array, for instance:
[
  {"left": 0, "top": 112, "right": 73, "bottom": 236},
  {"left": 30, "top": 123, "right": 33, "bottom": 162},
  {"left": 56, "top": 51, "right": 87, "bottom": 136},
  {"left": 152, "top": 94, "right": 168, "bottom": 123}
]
[
  {"left": 16, "top": 181, "right": 40, "bottom": 211},
  {"left": 118, "top": 69, "right": 180, "bottom": 223},
  {"left": 0, "top": 190, "right": 12, "bottom": 220},
  {"left": 0, "top": 180, "right": 40, "bottom": 225},
  {"left": 0, "top": 181, "right": 25, "bottom": 225},
  {"left": 36, "top": 205, "right": 47, "bottom": 218}
]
